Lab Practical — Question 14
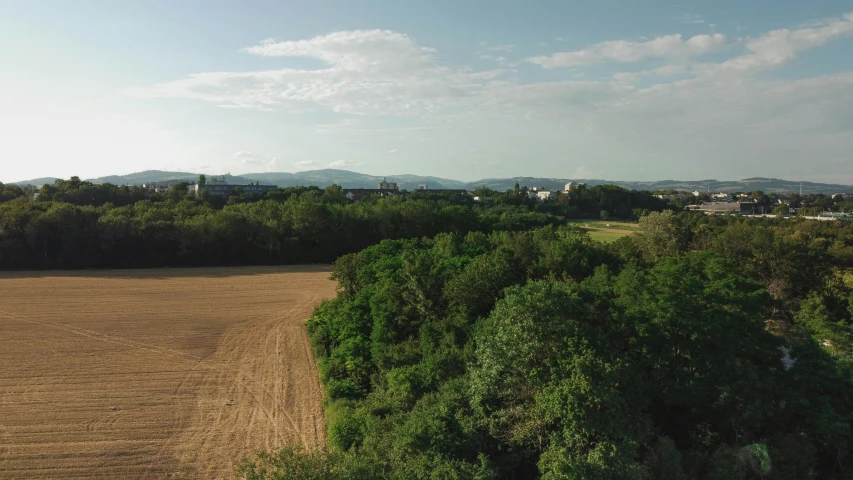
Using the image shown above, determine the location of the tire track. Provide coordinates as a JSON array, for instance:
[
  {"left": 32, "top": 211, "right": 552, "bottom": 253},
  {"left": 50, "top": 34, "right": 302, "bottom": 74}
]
[{"left": 0, "top": 266, "right": 337, "bottom": 480}]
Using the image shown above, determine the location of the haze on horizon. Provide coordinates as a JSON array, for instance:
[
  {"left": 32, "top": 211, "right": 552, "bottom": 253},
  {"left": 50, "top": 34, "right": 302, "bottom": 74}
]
[{"left": 1, "top": 1, "right": 852, "bottom": 184}]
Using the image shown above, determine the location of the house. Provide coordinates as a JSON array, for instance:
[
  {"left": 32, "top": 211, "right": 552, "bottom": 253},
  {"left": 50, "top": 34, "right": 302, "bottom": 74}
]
[{"left": 527, "top": 189, "right": 552, "bottom": 201}]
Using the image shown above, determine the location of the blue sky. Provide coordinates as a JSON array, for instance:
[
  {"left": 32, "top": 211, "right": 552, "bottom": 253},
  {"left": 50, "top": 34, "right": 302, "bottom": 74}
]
[{"left": 1, "top": 1, "right": 852, "bottom": 183}]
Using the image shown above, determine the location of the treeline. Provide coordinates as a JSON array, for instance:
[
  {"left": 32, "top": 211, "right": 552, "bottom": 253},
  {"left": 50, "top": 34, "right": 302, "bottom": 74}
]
[
  {"left": 0, "top": 177, "right": 671, "bottom": 270},
  {"left": 240, "top": 212, "right": 853, "bottom": 479},
  {"left": 649, "top": 188, "right": 853, "bottom": 214}
]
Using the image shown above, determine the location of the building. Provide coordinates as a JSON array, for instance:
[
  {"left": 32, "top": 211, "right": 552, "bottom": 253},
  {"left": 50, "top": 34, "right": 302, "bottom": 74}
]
[
  {"left": 142, "top": 183, "right": 175, "bottom": 194},
  {"left": 188, "top": 182, "right": 277, "bottom": 198},
  {"left": 819, "top": 212, "right": 853, "bottom": 221},
  {"left": 341, "top": 180, "right": 469, "bottom": 201},
  {"left": 655, "top": 194, "right": 687, "bottom": 201},
  {"left": 378, "top": 178, "right": 398, "bottom": 190},
  {"left": 341, "top": 188, "right": 400, "bottom": 201},
  {"left": 689, "top": 201, "right": 760, "bottom": 215},
  {"left": 527, "top": 190, "right": 552, "bottom": 201},
  {"left": 564, "top": 182, "right": 584, "bottom": 193}
]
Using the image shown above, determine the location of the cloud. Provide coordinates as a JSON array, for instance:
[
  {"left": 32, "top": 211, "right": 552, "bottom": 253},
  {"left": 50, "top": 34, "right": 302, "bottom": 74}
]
[
  {"left": 233, "top": 151, "right": 282, "bottom": 170},
  {"left": 127, "top": 30, "right": 502, "bottom": 115},
  {"left": 294, "top": 159, "right": 364, "bottom": 171},
  {"left": 703, "top": 12, "right": 853, "bottom": 74},
  {"left": 125, "top": 14, "right": 853, "bottom": 180},
  {"left": 570, "top": 166, "right": 594, "bottom": 178},
  {"left": 526, "top": 33, "right": 727, "bottom": 68},
  {"left": 294, "top": 160, "right": 319, "bottom": 170},
  {"left": 678, "top": 14, "right": 705, "bottom": 24},
  {"left": 387, "top": 148, "right": 398, "bottom": 154},
  {"left": 485, "top": 44, "right": 514, "bottom": 52},
  {"left": 613, "top": 64, "right": 688, "bottom": 83},
  {"left": 327, "top": 159, "right": 363, "bottom": 169}
]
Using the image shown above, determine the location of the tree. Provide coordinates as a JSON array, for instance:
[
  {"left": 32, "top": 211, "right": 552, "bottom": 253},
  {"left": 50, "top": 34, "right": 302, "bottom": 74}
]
[
  {"left": 198, "top": 174, "right": 207, "bottom": 186},
  {"left": 633, "top": 210, "right": 685, "bottom": 262},
  {"left": 773, "top": 204, "right": 789, "bottom": 215}
]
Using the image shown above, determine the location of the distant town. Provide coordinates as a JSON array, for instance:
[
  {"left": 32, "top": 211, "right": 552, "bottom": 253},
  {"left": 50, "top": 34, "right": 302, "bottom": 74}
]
[{"left": 23, "top": 173, "right": 846, "bottom": 221}]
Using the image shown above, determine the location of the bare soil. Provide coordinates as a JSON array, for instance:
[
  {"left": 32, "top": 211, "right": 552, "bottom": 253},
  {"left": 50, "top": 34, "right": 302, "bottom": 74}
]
[{"left": 0, "top": 266, "right": 337, "bottom": 479}]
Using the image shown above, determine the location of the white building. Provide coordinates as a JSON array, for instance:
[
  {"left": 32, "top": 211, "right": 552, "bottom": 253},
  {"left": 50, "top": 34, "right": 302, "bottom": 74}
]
[
  {"left": 564, "top": 182, "right": 583, "bottom": 193},
  {"left": 527, "top": 190, "right": 552, "bottom": 201},
  {"left": 655, "top": 194, "right": 687, "bottom": 201}
]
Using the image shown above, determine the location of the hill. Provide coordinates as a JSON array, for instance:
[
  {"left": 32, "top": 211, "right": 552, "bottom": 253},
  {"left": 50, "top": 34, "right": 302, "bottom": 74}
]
[
  {"left": 469, "top": 176, "right": 853, "bottom": 195},
  {"left": 9, "top": 170, "right": 852, "bottom": 194}
]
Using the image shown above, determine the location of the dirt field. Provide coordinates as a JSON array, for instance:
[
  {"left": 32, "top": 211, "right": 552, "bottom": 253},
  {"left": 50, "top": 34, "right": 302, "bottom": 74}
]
[{"left": 0, "top": 266, "right": 337, "bottom": 479}]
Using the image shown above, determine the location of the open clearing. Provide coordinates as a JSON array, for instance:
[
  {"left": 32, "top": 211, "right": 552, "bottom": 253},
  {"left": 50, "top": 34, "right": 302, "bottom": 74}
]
[
  {"left": 569, "top": 220, "right": 639, "bottom": 243},
  {"left": 0, "top": 266, "right": 337, "bottom": 479}
]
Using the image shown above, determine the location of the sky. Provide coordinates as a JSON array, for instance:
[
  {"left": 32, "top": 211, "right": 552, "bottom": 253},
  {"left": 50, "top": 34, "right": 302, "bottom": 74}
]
[{"left": 1, "top": 1, "right": 852, "bottom": 184}]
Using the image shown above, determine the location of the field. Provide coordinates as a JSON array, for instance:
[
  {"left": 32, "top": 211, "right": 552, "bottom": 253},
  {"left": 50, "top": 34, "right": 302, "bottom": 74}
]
[
  {"left": 570, "top": 220, "right": 638, "bottom": 243},
  {"left": 0, "top": 266, "right": 338, "bottom": 479}
]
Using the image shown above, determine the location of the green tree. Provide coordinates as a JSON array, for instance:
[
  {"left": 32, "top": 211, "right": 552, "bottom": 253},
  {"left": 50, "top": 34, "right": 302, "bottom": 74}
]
[{"left": 633, "top": 210, "right": 685, "bottom": 262}]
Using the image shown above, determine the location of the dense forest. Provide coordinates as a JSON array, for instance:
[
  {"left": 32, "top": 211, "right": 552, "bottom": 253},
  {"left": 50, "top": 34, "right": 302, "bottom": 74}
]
[
  {"left": 0, "top": 177, "right": 668, "bottom": 269},
  {"left": 239, "top": 212, "right": 853, "bottom": 479}
]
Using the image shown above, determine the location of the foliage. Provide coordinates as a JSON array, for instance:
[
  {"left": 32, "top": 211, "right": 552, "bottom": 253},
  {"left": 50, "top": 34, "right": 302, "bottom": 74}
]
[
  {"left": 255, "top": 215, "right": 853, "bottom": 479},
  {"left": 0, "top": 178, "right": 676, "bottom": 270}
]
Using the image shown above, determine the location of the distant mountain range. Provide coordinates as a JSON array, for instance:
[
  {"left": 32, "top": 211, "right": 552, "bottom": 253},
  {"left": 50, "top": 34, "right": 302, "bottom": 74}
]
[{"left": 9, "top": 170, "right": 853, "bottom": 195}]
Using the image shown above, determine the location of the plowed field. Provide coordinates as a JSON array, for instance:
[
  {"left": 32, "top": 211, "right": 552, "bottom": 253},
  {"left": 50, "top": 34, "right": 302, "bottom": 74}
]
[{"left": 0, "top": 266, "right": 337, "bottom": 479}]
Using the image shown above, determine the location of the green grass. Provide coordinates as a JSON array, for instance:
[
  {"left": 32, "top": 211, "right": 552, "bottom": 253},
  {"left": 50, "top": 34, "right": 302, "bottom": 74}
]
[
  {"left": 586, "top": 230, "right": 631, "bottom": 243},
  {"left": 568, "top": 219, "right": 637, "bottom": 242},
  {"left": 568, "top": 220, "right": 639, "bottom": 230},
  {"left": 588, "top": 221, "right": 639, "bottom": 230}
]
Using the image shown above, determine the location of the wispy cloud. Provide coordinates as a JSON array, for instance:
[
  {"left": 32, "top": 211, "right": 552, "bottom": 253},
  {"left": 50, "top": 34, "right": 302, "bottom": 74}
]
[
  {"left": 125, "top": 13, "right": 853, "bottom": 179},
  {"left": 294, "top": 160, "right": 318, "bottom": 170},
  {"left": 702, "top": 12, "right": 853, "bottom": 73},
  {"left": 485, "top": 44, "right": 514, "bottom": 52},
  {"left": 570, "top": 166, "right": 595, "bottom": 178},
  {"left": 525, "top": 33, "right": 727, "bottom": 68},
  {"left": 126, "top": 29, "right": 502, "bottom": 114},
  {"left": 294, "top": 159, "right": 364, "bottom": 171},
  {"left": 327, "top": 159, "right": 364, "bottom": 169},
  {"left": 231, "top": 151, "right": 280, "bottom": 171},
  {"left": 678, "top": 14, "right": 705, "bottom": 24}
]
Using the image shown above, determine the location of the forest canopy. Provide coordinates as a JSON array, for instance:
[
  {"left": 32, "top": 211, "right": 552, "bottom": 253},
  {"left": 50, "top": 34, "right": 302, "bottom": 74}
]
[{"left": 244, "top": 213, "right": 853, "bottom": 479}]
